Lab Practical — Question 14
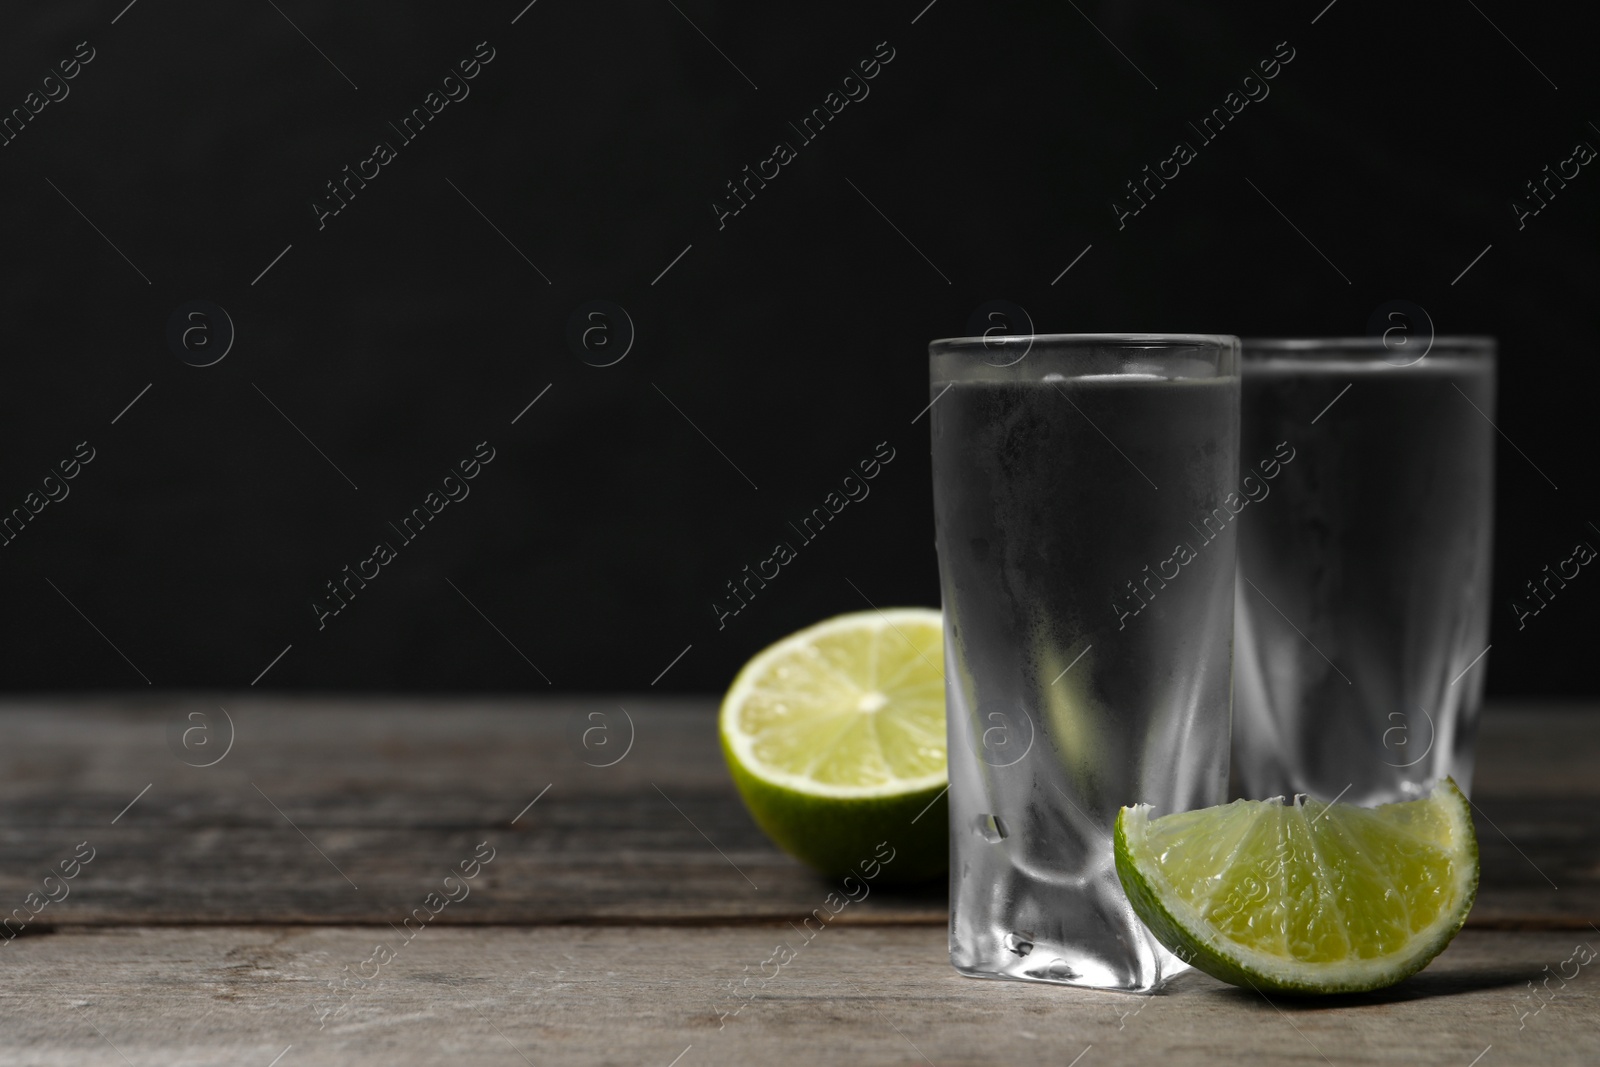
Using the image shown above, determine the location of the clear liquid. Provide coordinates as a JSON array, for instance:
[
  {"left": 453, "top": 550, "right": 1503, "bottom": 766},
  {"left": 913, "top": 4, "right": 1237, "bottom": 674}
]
[
  {"left": 1233, "top": 356, "right": 1495, "bottom": 806},
  {"left": 931, "top": 372, "right": 1237, "bottom": 992}
]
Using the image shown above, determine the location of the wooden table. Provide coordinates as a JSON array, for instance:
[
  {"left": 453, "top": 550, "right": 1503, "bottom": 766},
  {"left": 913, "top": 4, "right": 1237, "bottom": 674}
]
[{"left": 0, "top": 698, "right": 1595, "bottom": 1065}]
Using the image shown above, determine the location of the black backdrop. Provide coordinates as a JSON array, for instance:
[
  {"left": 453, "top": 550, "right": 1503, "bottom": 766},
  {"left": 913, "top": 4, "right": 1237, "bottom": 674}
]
[{"left": 0, "top": 0, "right": 1595, "bottom": 694}]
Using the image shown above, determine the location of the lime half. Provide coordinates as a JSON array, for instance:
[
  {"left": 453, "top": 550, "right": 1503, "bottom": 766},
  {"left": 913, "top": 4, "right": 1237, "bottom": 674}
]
[
  {"left": 1115, "top": 778, "right": 1479, "bottom": 994},
  {"left": 719, "top": 608, "right": 947, "bottom": 881}
]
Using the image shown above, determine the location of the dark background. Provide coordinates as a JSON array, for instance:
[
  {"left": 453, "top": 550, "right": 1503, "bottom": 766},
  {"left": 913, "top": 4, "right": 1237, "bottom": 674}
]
[{"left": 0, "top": 0, "right": 1594, "bottom": 694}]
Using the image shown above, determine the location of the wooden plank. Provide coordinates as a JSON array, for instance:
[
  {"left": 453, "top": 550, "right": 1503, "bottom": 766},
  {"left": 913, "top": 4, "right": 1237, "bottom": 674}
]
[
  {"left": 0, "top": 698, "right": 943, "bottom": 926},
  {"left": 0, "top": 699, "right": 1593, "bottom": 926},
  {"left": 0, "top": 925, "right": 1595, "bottom": 1065},
  {"left": 1473, "top": 701, "right": 1600, "bottom": 796}
]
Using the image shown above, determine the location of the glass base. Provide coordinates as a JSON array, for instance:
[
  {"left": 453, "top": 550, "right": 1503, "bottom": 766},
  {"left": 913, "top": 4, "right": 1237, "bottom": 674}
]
[{"left": 951, "top": 919, "right": 1191, "bottom": 993}]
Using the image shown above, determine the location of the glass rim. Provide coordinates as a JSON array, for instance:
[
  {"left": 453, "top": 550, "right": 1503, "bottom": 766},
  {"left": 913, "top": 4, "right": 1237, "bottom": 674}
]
[
  {"left": 1242, "top": 336, "right": 1495, "bottom": 355},
  {"left": 930, "top": 332, "right": 1239, "bottom": 351}
]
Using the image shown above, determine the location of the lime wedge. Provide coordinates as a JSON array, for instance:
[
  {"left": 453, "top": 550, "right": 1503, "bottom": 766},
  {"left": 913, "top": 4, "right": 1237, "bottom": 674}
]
[
  {"left": 1114, "top": 778, "right": 1479, "bottom": 994},
  {"left": 719, "top": 608, "right": 947, "bottom": 881}
]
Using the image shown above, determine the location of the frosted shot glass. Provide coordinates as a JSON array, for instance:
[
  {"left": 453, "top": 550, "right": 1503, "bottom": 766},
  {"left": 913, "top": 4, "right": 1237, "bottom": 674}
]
[
  {"left": 1232, "top": 338, "right": 1497, "bottom": 806},
  {"left": 930, "top": 334, "right": 1240, "bottom": 992}
]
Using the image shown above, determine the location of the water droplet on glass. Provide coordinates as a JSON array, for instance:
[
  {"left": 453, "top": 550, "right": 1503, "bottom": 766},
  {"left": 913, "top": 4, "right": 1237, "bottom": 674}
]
[
  {"left": 1044, "top": 958, "right": 1077, "bottom": 981},
  {"left": 975, "top": 813, "right": 1008, "bottom": 843}
]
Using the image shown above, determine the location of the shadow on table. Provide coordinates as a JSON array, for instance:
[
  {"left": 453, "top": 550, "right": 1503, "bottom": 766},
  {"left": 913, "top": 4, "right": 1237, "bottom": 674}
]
[
  {"left": 818, "top": 871, "right": 949, "bottom": 914},
  {"left": 1213, "top": 963, "right": 1537, "bottom": 1009}
]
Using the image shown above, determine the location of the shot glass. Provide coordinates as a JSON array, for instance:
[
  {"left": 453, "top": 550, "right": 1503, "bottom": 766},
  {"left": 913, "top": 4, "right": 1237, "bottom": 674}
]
[
  {"left": 930, "top": 333, "right": 1240, "bottom": 992},
  {"left": 1232, "top": 337, "right": 1497, "bottom": 806}
]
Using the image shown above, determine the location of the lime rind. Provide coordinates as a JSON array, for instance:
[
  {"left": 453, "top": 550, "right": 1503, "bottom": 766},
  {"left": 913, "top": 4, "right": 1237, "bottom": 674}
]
[
  {"left": 720, "top": 738, "right": 948, "bottom": 881},
  {"left": 1114, "top": 778, "right": 1479, "bottom": 995}
]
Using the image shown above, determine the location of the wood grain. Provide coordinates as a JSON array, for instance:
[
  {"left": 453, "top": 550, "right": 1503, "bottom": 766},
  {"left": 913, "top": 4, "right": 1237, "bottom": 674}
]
[
  {"left": 0, "top": 698, "right": 1595, "bottom": 1064},
  {"left": 0, "top": 698, "right": 1592, "bottom": 927},
  {"left": 0, "top": 925, "right": 1594, "bottom": 1066}
]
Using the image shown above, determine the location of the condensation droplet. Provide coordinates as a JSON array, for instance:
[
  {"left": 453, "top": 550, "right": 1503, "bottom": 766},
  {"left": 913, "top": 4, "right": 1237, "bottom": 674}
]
[
  {"left": 1044, "top": 958, "right": 1078, "bottom": 981},
  {"left": 975, "top": 813, "right": 1008, "bottom": 843},
  {"left": 1004, "top": 932, "right": 1034, "bottom": 957}
]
